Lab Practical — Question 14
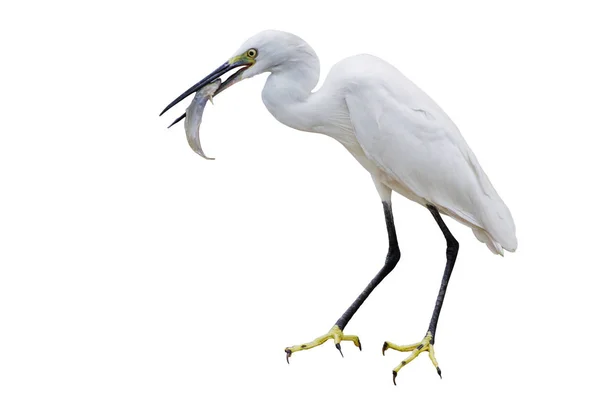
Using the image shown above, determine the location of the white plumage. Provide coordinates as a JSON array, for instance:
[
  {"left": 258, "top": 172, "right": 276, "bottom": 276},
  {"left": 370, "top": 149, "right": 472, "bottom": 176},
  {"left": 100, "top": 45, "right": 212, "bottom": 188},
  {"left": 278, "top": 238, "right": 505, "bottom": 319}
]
[
  {"left": 160, "top": 29, "right": 519, "bottom": 379},
  {"left": 243, "top": 31, "right": 517, "bottom": 255}
]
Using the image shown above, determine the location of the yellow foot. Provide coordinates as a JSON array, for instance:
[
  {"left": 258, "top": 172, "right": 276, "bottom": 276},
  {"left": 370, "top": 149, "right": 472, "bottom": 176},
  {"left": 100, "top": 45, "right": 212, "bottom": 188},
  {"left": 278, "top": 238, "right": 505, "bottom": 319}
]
[
  {"left": 285, "top": 325, "right": 361, "bottom": 363},
  {"left": 382, "top": 331, "right": 441, "bottom": 385}
]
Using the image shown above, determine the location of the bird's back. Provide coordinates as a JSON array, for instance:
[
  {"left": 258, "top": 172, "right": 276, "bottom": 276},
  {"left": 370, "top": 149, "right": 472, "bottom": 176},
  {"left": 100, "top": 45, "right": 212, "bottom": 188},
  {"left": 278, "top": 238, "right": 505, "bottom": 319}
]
[{"left": 321, "top": 54, "right": 517, "bottom": 255}]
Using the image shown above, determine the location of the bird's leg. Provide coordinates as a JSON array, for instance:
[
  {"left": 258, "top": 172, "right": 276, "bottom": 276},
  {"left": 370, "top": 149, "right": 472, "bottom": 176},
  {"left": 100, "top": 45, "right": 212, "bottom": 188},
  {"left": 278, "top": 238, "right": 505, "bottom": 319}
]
[
  {"left": 382, "top": 205, "right": 459, "bottom": 384},
  {"left": 285, "top": 201, "right": 401, "bottom": 362}
]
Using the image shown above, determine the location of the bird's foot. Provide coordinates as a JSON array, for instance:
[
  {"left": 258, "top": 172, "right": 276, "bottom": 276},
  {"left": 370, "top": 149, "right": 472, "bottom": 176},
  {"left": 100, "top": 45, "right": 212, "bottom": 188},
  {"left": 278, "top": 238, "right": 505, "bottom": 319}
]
[
  {"left": 382, "top": 331, "right": 441, "bottom": 385},
  {"left": 285, "top": 325, "right": 361, "bottom": 363}
]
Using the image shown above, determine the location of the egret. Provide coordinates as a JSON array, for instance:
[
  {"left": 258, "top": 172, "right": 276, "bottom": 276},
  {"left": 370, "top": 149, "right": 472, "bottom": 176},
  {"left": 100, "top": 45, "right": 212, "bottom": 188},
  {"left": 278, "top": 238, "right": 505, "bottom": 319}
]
[{"left": 160, "top": 30, "right": 517, "bottom": 384}]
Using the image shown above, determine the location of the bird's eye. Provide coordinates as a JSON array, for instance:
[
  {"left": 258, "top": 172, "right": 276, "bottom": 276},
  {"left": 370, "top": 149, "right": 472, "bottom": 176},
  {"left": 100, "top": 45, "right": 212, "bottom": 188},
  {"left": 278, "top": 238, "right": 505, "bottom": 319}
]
[{"left": 246, "top": 48, "right": 258, "bottom": 58}]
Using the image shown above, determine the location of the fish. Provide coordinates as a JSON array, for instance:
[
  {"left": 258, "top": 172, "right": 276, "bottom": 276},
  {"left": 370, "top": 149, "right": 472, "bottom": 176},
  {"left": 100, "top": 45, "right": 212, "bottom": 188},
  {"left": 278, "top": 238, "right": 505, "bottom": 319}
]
[{"left": 172, "top": 79, "right": 220, "bottom": 160}]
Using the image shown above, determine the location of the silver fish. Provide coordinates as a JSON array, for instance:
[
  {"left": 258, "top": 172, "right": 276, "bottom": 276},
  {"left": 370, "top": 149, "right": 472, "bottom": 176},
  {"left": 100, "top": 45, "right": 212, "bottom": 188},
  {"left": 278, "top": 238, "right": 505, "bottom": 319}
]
[{"left": 183, "top": 79, "right": 220, "bottom": 160}]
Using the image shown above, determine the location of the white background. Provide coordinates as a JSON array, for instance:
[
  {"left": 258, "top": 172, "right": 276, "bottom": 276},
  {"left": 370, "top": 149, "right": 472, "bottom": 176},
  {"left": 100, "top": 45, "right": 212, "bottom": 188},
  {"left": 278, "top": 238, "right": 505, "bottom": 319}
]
[{"left": 1, "top": 0, "right": 599, "bottom": 398}]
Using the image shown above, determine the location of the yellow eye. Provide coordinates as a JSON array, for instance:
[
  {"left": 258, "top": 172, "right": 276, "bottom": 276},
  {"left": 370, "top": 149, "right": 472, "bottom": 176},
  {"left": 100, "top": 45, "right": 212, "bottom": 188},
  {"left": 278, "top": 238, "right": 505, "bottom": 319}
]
[{"left": 246, "top": 48, "right": 258, "bottom": 58}]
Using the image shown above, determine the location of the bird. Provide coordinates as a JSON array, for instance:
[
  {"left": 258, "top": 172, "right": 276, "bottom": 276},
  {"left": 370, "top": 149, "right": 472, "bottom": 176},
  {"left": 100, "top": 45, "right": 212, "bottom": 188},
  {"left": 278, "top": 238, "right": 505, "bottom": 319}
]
[{"left": 159, "top": 30, "right": 517, "bottom": 384}]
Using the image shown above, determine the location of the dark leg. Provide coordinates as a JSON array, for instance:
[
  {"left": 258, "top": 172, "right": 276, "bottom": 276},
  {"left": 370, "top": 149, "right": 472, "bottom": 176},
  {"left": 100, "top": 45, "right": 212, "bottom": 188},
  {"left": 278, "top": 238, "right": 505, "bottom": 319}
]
[
  {"left": 285, "top": 201, "right": 400, "bottom": 361},
  {"left": 426, "top": 204, "right": 459, "bottom": 343},
  {"left": 383, "top": 204, "right": 459, "bottom": 384},
  {"left": 335, "top": 201, "right": 401, "bottom": 331}
]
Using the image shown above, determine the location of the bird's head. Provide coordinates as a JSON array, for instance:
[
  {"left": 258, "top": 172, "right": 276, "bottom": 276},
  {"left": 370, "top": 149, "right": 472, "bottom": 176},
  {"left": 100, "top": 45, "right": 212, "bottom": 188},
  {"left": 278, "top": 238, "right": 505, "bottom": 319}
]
[{"left": 159, "top": 30, "right": 318, "bottom": 116}]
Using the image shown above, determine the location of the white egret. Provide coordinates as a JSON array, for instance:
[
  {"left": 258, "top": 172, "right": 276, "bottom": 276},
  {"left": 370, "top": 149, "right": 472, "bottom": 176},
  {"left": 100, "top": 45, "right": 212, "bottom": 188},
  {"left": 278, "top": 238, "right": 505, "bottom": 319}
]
[{"left": 160, "top": 30, "right": 517, "bottom": 384}]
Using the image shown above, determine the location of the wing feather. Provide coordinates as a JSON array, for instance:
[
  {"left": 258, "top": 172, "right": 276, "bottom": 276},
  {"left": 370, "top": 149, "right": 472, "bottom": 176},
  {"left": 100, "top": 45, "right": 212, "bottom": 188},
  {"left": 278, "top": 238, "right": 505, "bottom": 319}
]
[{"left": 344, "top": 66, "right": 517, "bottom": 254}]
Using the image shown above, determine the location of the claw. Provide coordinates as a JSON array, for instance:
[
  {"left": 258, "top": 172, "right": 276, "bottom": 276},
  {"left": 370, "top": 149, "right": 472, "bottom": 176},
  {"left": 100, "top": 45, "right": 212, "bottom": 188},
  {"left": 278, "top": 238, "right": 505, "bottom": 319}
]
[
  {"left": 357, "top": 338, "right": 362, "bottom": 351},
  {"left": 392, "top": 370, "right": 397, "bottom": 386},
  {"left": 382, "top": 341, "right": 389, "bottom": 356},
  {"left": 285, "top": 348, "right": 292, "bottom": 364},
  {"left": 335, "top": 343, "right": 344, "bottom": 357},
  {"left": 437, "top": 367, "right": 442, "bottom": 379},
  {"left": 208, "top": 95, "right": 214, "bottom": 105}
]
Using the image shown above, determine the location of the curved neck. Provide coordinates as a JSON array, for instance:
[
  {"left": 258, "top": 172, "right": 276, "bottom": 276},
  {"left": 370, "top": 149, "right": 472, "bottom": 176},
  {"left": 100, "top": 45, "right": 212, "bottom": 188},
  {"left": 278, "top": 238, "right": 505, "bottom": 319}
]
[{"left": 261, "top": 56, "right": 323, "bottom": 132}]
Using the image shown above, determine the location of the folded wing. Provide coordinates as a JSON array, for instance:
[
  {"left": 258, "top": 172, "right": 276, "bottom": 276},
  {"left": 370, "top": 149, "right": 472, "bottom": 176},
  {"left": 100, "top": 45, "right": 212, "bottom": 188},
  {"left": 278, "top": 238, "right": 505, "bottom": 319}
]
[{"left": 345, "top": 70, "right": 517, "bottom": 255}]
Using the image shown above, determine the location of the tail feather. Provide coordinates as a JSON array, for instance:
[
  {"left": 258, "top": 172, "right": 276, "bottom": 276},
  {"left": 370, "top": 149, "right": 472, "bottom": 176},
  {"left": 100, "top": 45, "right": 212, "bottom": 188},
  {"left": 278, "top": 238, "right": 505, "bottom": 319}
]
[
  {"left": 473, "top": 227, "right": 505, "bottom": 256},
  {"left": 463, "top": 144, "right": 517, "bottom": 255},
  {"left": 478, "top": 195, "right": 518, "bottom": 254}
]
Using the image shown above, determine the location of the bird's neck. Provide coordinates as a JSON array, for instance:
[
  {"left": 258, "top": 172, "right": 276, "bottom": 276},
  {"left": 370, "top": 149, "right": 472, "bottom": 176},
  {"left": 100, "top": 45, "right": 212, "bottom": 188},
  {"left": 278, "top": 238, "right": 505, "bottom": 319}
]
[{"left": 261, "top": 58, "right": 324, "bottom": 132}]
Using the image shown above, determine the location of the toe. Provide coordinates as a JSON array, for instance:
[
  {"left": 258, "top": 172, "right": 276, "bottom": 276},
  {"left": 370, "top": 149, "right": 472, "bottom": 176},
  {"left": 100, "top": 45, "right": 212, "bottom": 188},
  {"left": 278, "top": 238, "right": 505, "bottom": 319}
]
[{"left": 285, "top": 348, "right": 292, "bottom": 364}]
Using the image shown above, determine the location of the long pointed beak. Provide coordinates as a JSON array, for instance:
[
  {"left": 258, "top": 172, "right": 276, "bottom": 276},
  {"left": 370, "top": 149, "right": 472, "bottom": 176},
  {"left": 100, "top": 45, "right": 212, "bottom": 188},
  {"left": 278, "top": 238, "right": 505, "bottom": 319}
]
[{"left": 159, "top": 59, "right": 252, "bottom": 117}]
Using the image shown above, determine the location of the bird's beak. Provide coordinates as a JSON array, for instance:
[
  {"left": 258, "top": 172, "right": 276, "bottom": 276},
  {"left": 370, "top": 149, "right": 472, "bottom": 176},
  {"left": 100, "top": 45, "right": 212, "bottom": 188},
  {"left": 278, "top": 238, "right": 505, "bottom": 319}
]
[{"left": 159, "top": 54, "right": 255, "bottom": 116}]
